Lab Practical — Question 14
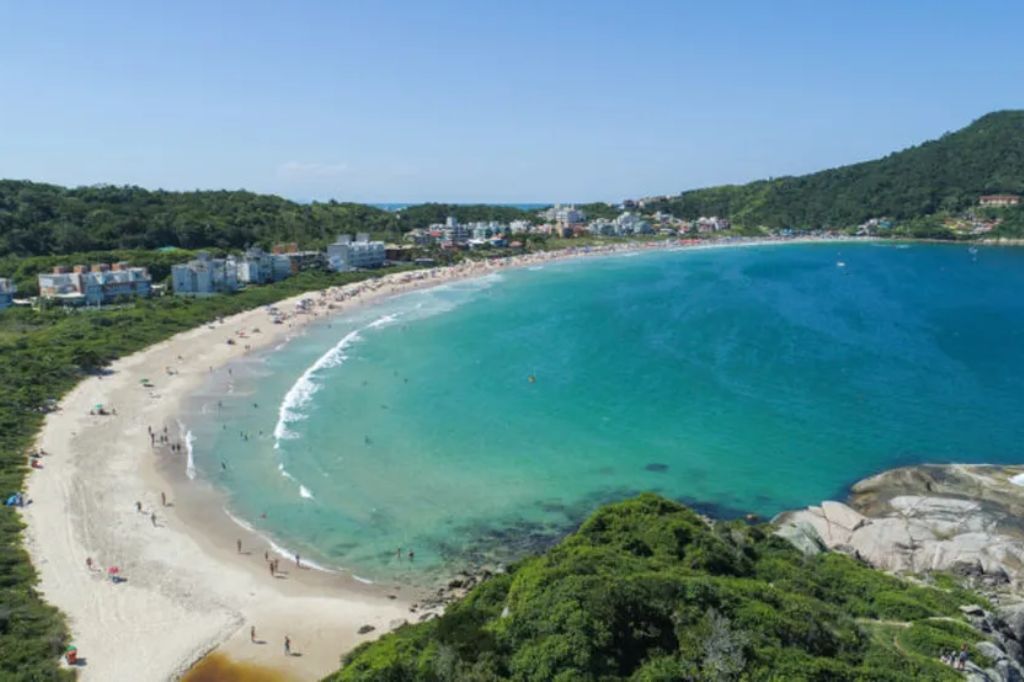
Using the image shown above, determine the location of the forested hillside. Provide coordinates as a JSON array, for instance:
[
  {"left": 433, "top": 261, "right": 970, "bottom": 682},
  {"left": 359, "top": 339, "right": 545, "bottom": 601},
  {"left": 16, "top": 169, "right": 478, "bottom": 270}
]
[
  {"left": 646, "top": 110, "right": 1024, "bottom": 229},
  {"left": 333, "top": 494, "right": 989, "bottom": 681},
  {"left": 0, "top": 182, "right": 541, "bottom": 257}
]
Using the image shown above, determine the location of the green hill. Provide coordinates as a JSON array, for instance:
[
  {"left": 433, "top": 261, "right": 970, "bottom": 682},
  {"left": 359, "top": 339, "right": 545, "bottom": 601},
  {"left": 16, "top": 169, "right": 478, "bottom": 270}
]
[
  {"left": 646, "top": 110, "right": 1024, "bottom": 229},
  {"left": 332, "top": 494, "right": 990, "bottom": 681},
  {"left": 0, "top": 181, "right": 540, "bottom": 257}
]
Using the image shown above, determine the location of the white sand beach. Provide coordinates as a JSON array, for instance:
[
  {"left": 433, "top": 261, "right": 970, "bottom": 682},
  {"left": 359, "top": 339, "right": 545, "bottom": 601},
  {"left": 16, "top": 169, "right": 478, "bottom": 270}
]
[{"left": 19, "top": 237, "right": 856, "bottom": 681}]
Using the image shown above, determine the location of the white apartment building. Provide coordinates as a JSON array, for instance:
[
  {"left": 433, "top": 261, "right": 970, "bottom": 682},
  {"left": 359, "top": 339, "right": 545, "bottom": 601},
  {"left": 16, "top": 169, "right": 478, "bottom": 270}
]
[
  {"left": 171, "top": 253, "right": 239, "bottom": 295},
  {"left": 237, "top": 247, "right": 292, "bottom": 284},
  {"left": 327, "top": 233, "right": 386, "bottom": 271}
]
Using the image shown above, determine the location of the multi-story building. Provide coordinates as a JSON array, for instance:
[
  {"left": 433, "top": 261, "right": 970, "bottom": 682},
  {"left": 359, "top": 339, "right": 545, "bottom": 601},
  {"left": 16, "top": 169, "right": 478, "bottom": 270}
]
[
  {"left": 327, "top": 233, "right": 386, "bottom": 271},
  {"left": 614, "top": 212, "right": 652, "bottom": 235},
  {"left": 171, "top": 253, "right": 239, "bottom": 295},
  {"left": 272, "top": 243, "right": 325, "bottom": 273},
  {"left": 542, "top": 204, "right": 586, "bottom": 225},
  {"left": 980, "top": 194, "right": 1021, "bottom": 207},
  {"left": 237, "top": 247, "right": 293, "bottom": 285},
  {"left": 0, "top": 278, "right": 15, "bottom": 310},
  {"left": 38, "top": 263, "right": 152, "bottom": 305}
]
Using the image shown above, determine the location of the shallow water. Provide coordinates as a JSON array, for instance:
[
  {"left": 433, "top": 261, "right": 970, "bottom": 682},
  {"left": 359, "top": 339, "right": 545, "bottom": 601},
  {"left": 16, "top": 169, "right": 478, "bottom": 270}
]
[{"left": 182, "top": 242, "right": 1024, "bottom": 584}]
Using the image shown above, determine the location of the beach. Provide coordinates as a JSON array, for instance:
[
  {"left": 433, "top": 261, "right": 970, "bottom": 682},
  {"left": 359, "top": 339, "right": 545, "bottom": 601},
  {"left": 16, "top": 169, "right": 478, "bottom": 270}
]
[{"left": 20, "top": 239, "right": 728, "bottom": 681}]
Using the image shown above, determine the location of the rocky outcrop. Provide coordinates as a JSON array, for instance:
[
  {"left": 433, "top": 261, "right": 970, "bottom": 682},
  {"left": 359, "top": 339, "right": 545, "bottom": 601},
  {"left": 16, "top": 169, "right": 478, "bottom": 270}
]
[{"left": 775, "top": 465, "right": 1024, "bottom": 584}]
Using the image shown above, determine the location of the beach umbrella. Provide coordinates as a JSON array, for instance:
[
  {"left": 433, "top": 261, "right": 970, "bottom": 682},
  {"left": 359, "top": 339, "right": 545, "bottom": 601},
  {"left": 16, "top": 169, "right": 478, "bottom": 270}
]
[
  {"left": 65, "top": 645, "right": 77, "bottom": 653},
  {"left": 94, "top": 404, "right": 104, "bottom": 410}
]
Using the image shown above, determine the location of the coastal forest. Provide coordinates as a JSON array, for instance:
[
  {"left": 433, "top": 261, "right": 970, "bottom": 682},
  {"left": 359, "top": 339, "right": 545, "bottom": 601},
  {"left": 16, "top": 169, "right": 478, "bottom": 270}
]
[
  {"left": 0, "top": 181, "right": 539, "bottom": 257},
  {"left": 645, "top": 110, "right": 1024, "bottom": 230},
  {"left": 333, "top": 494, "right": 988, "bottom": 681}
]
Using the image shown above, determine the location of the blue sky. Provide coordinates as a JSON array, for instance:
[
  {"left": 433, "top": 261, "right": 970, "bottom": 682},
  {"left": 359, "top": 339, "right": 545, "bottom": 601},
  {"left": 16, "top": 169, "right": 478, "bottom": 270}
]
[{"left": 1, "top": 1, "right": 1022, "bottom": 203}]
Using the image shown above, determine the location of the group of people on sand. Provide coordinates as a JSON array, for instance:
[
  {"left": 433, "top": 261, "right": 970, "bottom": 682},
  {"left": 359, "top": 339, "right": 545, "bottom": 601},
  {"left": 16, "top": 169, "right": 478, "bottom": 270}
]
[{"left": 939, "top": 644, "right": 970, "bottom": 670}]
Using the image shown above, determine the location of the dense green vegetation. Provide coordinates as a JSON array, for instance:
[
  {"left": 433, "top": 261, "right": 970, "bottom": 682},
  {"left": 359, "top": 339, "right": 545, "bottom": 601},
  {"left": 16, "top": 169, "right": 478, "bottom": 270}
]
[
  {"left": 646, "top": 110, "right": 1024, "bottom": 230},
  {"left": 0, "top": 182, "right": 548, "bottom": 257},
  {"left": 0, "top": 181, "right": 402, "bottom": 255},
  {"left": 334, "top": 494, "right": 988, "bottom": 681},
  {"left": 0, "top": 268, "right": 412, "bottom": 681}
]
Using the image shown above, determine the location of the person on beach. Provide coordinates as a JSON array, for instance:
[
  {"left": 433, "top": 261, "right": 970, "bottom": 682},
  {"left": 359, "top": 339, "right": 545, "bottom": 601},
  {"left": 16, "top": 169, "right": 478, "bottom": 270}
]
[
  {"left": 250, "top": 626, "right": 256, "bottom": 643},
  {"left": 86, "top": 557, "right": 93, "bottom": 571},
  {"left": 284, "top": 635, "right": 291, "bottom": 656},
  {"left": 295, "top": 553, "right": 301, "bottom": 568},
  {"left": 150, "top": 512, "right": 157, "bottom": 527},
  {"left": 237, "top": 539, "right": 242, "bottom": 554},
  {"left": 135, "top": 501, "right": 142, "bottom": 513},
  {"left": 161, "top": 491, "right": 166, "bottom": 507},
  {"left": 269, "top": 561, "right": 275, "bottom": 577},
  {"left": 264, "top": 550, "right": 269, "bottom": 562},
  {"left": 409, "top": 550, "right": 415, "bottom": 560}
]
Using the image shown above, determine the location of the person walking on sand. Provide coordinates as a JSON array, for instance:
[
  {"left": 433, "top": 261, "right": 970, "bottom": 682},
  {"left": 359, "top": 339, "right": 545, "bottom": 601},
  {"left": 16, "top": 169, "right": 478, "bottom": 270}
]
[
  {"left": 161, "top": 491, "right": 166, "bottom": 507},
  {"left": 237, "top": 539, "right": 242, "bottom": 554},
  {"left": 135, "top": 501, "right": 142, "bottom": 513},
  {"left": 284, "top": 635, "right": 291, "bottom": 656},
  {"left": 295, "top": 553, "right": 301, "bottom": 568},
  {"left": 86, "top": 557, "right": 93, "bottom": 571},
  {"left": 250, "top": 625, "right": 256, "bottom": 643},
  {"left": 150, "top": 512, "right": 157, "bottom": 527}
]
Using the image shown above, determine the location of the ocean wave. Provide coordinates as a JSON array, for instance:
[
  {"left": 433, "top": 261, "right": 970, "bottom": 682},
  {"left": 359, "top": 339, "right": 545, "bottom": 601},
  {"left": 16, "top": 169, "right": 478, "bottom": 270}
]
[
  {"left": 176, "top": 419, "right": 197, "bottom": 480},
  {"left": 299, "top": 484, "right": 315, "bottom": 500},
  {"left": 272, "top": 328, "right": 363, "bottom": 444},
  {"left": 272, "top": 313, "right": 405, "bottom": 447},
  {"left": 222, "top": 506, "right": 339, "bottom": 574}
]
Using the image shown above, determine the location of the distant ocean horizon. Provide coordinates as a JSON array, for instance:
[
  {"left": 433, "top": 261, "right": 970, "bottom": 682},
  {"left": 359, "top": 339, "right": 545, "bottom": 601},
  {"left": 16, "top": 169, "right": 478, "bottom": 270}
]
[{"left": 372, "top": 202, "right": 551, "bottom": 212}]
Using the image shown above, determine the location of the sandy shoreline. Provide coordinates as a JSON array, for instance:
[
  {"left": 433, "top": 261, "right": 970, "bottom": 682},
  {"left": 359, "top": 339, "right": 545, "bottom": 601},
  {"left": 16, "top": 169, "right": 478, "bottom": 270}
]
[{"left": 19, "top": 236, "right": 870, "bottom": 681}]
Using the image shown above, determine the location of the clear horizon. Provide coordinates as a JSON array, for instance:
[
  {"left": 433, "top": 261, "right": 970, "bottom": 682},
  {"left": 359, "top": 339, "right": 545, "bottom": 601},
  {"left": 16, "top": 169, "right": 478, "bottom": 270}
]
[{"left": 2, "top": 1, "right": 1023, "bottom": 204}]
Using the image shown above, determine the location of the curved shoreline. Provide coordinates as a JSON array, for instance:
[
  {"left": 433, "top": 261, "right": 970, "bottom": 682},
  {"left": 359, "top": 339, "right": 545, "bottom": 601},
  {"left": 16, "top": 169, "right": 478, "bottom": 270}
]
[{"left": 18, "top": 235, "right": 901, "bottom": 681}]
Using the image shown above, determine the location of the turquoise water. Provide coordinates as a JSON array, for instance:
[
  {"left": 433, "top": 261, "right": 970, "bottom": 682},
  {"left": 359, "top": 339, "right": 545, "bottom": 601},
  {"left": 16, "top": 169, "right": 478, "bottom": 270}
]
[{"left": 185, "top": 242, "right": 1024, "bottom": 583}]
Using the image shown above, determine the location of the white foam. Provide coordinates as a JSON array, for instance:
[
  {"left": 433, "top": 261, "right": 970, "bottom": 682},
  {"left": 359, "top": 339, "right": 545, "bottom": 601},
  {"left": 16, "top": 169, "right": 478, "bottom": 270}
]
[
  {"left": 352, "top": 574, "right": 375, "bottom": 584},
  {"left": 221, "top": 506, "right": 339, "bottom": 573},
  {"left": 273, "top": 328, "right": 362, "bottom": 444},
  {"left": 176, "top": 419, "right": 197, "bottom": 480},
  {"left": 1010, "top": 473, "right": 1024, "bottom": 486},
  {"left": 299, "top": 484, "right": 315, "bottom": 500}
]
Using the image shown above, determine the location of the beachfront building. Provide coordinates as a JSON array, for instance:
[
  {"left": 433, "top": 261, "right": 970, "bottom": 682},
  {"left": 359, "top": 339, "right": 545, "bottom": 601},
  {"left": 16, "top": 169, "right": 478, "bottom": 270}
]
[
  {"left": 327, "top": 233, "right": 386, "bottom": 271},
  {"left": 508, "top": 219, "right": 533, "bottom": 234},
  {"left": 693, "top": 216, "right": 731, "bottom": 233},
  {"left": 0, "top": 278, "right": 15, "bottom": 310},
  {"left": 426, "top": 216, "right": 469, "bottom": 245},
  {"left": 542, "top": 204, "right": 585, "bottom": 226},
  {"left": 237, "top": 247, "right": 292, "bottom": 284},
  {"left": 171, "top": 252, "right": 239, "bottom": 295},
  {"left": 38, "top": 263, "right": 153, "bottom": 306},
  {"left": 272, "top": 242, "right": 325, "bottom": 273},
  {"left": 980, "top": 194, "right": 1021, "bottom": 207}
]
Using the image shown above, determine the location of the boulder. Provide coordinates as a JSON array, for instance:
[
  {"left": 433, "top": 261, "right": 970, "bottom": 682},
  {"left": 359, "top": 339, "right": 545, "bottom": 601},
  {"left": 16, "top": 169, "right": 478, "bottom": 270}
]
[
  {"left": 357, "top": 624, "right": 376, "bottom": 635},
  {"left": 774, "top": 521, "right": 826, "bottom": 556},
  {"left": 821, "top": 501, "right": 868, "bottom": 531}
]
